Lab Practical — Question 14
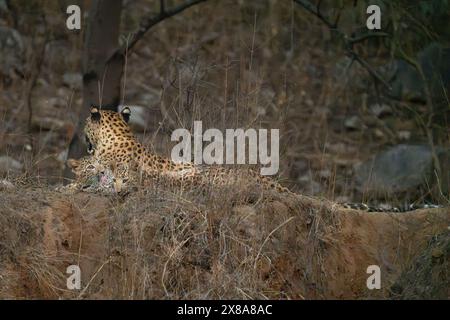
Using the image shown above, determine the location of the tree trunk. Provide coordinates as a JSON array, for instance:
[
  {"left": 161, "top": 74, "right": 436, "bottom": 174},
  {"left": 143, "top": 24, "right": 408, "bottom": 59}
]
[{"left": 64, "top": 0, "right": 123, "bottom": 182}]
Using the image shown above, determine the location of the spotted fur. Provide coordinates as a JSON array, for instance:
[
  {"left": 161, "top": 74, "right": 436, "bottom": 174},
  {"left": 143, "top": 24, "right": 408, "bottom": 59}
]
[
  {"left": 84, "top": 106, "right": 195, "bottom": 178},
  {"left": 82, "top": 106, "right": 290, "bottom": 194},
  {"left": 69, "top": 106, "right": 442, "bottom": 212}
]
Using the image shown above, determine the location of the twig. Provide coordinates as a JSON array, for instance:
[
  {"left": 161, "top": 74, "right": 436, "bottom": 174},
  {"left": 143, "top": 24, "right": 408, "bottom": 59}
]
[
  {"left": 253, "top": 216, "right": 295, "bottom": 270},
  {"left": 295, "top": 0, "right": 335, "bottom": 29},
  {"left": 78, "top": 257, "right": 111, "bottom": 299},
  {"left": 106, "top": 0, "right": 208, "bottom": 65},
  {"left": 351, "top": 53, "right": 392, "bottom": 90},
  {"left": 293, "top": 0, "right": 392, "bottom": 91},
  {"left": 349, "top": 32, "right": 389, "bottom": 44}
]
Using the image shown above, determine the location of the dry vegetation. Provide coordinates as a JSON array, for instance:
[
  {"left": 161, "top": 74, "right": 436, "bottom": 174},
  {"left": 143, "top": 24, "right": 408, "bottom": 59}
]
[
  {"left": 0, "top": 180, "right": 448, "bottom": 299},
  {"left": 0, "top": 0, "right": 449, "bottom": 299}
]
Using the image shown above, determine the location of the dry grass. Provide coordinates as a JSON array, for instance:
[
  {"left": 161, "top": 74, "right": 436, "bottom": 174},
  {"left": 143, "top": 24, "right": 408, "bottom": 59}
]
[{"left": 0, "top": 177, "right": 448, "bottom": 299}]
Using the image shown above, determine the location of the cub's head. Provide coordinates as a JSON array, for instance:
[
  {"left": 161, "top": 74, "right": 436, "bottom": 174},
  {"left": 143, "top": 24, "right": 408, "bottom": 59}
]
[
  {"left": 84, "top": 106, "right": 132, "bottom": 154},
  {"left": 67, "top": 157, "right": 102, "bottom": 179}
]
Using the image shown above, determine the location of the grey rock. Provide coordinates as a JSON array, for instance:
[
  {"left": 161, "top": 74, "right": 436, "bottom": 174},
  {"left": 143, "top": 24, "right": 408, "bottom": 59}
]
[
  {"left": 387, "top": 43, "right": 450, "bottom": 107},
  {"left": 0, "top": 0, "right": 8, "bottom": 12},
  {"left": 344, "top": 116, "right": 364, "bottom": 130},
  {"left": 397, "top": 131, "right": 411, "bottom": 141},
  {"left": 44, "top": 40, "right": 80, "bottom": 75},
  {"left": 387, "top": 59, "right": 425, "bottom": 102},
  {"left": 354, "top": 144, "right": 446, "bottom": 195},
  {"left": 32, "top": 96, "right": 68, "bottom": 130},
  {"left": 370, "top": 103, "right": 392, "bottom": 118},
  {"left": 0, "top": 156, "right": 23, "bottom": 173},
  {"left": 0, "top": 26, "right": 24, "bottom": 77},
  {"left": 0, "top": 179, "right": 14, "bottom": 190},
  {"left": 31, "top": 116, "right": 66, "bottom": 131},
  {"left": 294, "top": 159, "right": 308, "bottom": 171},
  {"left": 63, "top": 72, "right": 82, "bottom": 90}
]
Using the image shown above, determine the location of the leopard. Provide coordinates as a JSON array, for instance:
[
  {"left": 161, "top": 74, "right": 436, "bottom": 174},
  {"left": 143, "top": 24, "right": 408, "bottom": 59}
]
[
  {"left": 84, "top": 106, "right": 196, "bottom": 179},
  {"left": 66, "top": 154, "right": 292, "bottom": 196},
  {"left": 82, "top": 106, "right": 291, "bottom": 194},
  {"left": 71, "top": 106, "right": 442, "bottom": 212},
  {"left": 65, "top": 155, "right": 148, "bottom": 194},
  {"left": 58, "top": 156, "right": 115, "bottom": 194}
]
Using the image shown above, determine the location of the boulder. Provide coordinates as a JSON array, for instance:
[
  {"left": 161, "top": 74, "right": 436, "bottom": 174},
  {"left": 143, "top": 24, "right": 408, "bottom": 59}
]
[
  {"left": 0, "top": 156, "right": 23, "bottom": 174},
  {"left": 387, "top": 43, "right": 450, "bottom": 107},
  {"left": 354, "top": 144, "right": 449, "bottom": 195},
  {"left": 62, "top": 72, "right": 82, "bottom": 90}
]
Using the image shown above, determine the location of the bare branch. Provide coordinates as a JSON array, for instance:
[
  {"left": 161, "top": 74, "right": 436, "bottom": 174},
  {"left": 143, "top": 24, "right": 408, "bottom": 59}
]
[
  {"left": 349, "top": 32, "right": 389, "bottom": 44},
  {"left": 351, "top": 53, "right": 392, "bottom": 90},
  {"left": 294, "top": 0, "right": 335, "bottom": 29},
  {"left": 107, "top": 0, "right": 208, "bottom": 64},
  {"left": 293, "top": 0, "right": 392, "bottom": 91}
]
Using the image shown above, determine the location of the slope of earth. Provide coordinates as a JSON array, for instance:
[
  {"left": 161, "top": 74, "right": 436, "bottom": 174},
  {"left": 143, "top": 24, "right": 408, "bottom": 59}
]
[{"left": 0, "top": 181, "right": 448, "bottom": 299}]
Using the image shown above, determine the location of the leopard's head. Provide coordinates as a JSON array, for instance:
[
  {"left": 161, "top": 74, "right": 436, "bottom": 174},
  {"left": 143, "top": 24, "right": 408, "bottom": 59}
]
[
  {"left": 84, "top": 106, "right": 132, "bottom": 154},
  {"left": 67, "top": 157, "right": 101, "bottom": 180}
]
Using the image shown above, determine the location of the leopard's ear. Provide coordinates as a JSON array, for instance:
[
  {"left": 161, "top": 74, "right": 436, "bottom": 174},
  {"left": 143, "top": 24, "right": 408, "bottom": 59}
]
[
  {"left": 90, "top": 106, "right": 101, "bottom": 122},
  {"left": 121, "top": 106, "right": 131, "bottom": 123},
  {"left": 67, "top": 158, "right": 80, "bottom": 170}
]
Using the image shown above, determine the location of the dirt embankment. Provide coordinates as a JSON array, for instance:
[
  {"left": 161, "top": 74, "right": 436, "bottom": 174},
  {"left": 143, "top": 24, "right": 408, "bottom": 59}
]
[{"left": 0, "top": 184, "right": 448, "bottom": 299}]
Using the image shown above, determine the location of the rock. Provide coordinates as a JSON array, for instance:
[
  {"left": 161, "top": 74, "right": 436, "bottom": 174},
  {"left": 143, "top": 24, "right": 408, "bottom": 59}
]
[
  {"left": 256, "top": 106, "right": 266, "bottom": 116},
  {"left": 397, "top": 131, "right": 411, "bottom": 141},
  {"left": 62, "top": 72, "right": 82, "bottom": 90},
  {"left": 354, "top": 144, "right": 448, "bottom": 195},
  {"left": 333, "top": 56, "right": 370, "bottom": 90},
  {"left": 0, "top": 26, "right": 24, "bottom": 79},
  {"left": 119, "top": 105, "right": 148, "bottom": 132},
  {"left": 387, "top": 43, "right": 450, "bottom": 107},
  {"left": 294, "top": 159, "right": 308, "bottom": 171},
  {"left": 374, "top": 129, "right": 385, "bottom": 139},
  {"left": 0, "top": 156, "right": 23, "bottom": 173},
  {"left": 370, "top": 103, "right": 392, "bottom": 118},
  {"left": 31, "top": 116, "right": 67, "bottom": 131},
  {"left": 32, "top": 96, "right": 68, "bottom": 130},
  {"left": 324, "top": 142, "right": 357, "bottom": 154},
  {"left": 0, "top": 179, "right": 14, "bottom": 190},
  {"left": 344, "top": 116, "right": 363, "bottom": 130},
  {"left": 0, "top": 0, "right": 8, "bottom": 12},
  {"left": 387, "top": 59, "right": 425, "bottom": 102},
  {"left": 44, "top": 40, "right": 80, "bottom": 75},
  {"left": 318, "top": 169, "right": 331, "bottom": 179}
]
